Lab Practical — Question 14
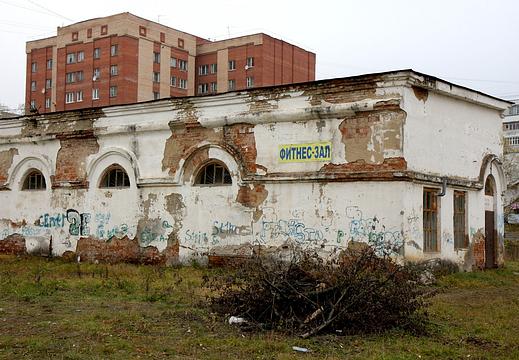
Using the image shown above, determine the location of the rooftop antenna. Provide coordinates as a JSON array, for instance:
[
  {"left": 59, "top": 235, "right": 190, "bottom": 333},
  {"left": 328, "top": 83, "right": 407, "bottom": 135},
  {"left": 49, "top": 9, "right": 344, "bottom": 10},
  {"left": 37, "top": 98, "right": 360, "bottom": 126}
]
[
  {"left": 227, "top": 25, "right": 230, "bottom": 38},
  {"left": 157, "top": 15, "right": 166, "bottom": 24}
]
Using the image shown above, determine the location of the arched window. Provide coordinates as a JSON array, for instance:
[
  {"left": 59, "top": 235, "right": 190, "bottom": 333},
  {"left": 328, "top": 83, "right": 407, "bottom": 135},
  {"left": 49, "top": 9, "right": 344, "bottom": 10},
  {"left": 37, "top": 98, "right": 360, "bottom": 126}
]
[
  {"left": 22, "top": 170, "right": 46, "bottom": 190},
  {"left": 195, "top": 162, "right": 232, "bottom": 185},
  {"left": 100, "top": 165, "right": 130, "bottom": 188}
]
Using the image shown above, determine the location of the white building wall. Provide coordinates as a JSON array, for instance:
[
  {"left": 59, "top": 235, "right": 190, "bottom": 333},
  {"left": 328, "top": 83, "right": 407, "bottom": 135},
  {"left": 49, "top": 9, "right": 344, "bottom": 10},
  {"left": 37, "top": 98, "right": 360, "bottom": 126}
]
[{"left": 0, "top": 71, "right": 509, "bottom": 268}]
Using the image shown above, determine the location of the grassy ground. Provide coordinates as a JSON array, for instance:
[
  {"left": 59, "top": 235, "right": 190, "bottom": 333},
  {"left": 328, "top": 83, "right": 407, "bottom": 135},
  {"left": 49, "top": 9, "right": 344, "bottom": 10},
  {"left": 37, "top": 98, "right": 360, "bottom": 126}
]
[{"left": 0, "top": 256, "right": 518, "bottom": 359}]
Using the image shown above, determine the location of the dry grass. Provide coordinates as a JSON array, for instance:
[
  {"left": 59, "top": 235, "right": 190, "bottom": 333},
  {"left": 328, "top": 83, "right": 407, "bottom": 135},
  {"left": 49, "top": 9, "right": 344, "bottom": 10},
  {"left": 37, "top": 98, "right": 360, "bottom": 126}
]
[{"left": 0, "top": 255, "right": 518, "bottom": 359}]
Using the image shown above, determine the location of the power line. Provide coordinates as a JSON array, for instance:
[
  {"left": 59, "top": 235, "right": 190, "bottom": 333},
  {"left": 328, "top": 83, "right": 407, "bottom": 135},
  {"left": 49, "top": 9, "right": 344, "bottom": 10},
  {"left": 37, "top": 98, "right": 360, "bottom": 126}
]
[
  {"left": 0, "top": 19, "right": 54, "bottom": 31},
  {"left": 25, "top": 0, "right": 74, "bottom": 22},
  {"left": 0, "top": 0, "right": 53, "bottom": 16}
]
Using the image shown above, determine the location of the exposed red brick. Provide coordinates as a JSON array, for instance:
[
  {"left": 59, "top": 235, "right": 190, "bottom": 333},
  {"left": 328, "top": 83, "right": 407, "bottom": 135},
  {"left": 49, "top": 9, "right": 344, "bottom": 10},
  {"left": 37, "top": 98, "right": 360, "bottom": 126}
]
[
  {"left": 236, "top": 183, "right": 268, "bottom": 208},
  {"left": 163, "top": 121, "right": 257, "bottom": 178},
  {"left": 319, "top": 157, "right": 408, "bottom": 174},
  {"left": 0, "top": 234, "right": 26, "bottom": 255},
  {"left": 54, "top": 133, "right": 99, "bottom": 188},
  {"left": 0, "top": 148, "right": 18, "bottom": 186},
  {"left": 75, "top": 236, "right": 179, "bottom": 265}
]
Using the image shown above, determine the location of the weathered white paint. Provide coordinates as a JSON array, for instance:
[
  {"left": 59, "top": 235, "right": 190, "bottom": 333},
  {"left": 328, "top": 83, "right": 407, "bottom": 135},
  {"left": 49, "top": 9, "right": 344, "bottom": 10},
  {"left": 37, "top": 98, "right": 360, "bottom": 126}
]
[{"left": 0, "top": 70, "right": 509, "bottom": 268}]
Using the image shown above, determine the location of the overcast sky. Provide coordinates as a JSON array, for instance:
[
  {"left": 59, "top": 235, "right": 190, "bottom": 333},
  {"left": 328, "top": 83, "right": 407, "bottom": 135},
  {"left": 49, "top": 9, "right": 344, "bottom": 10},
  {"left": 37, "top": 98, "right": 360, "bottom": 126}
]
[{"left": 1, "top": 0, "right": 518, "bottom": 111}]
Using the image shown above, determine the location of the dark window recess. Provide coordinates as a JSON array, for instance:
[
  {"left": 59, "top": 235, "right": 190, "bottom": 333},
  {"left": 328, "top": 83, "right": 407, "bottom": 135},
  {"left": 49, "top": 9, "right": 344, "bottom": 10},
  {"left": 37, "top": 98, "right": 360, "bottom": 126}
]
[
  {"left": 100, "top": 167, "right": 130, "bottom": 188},
  {"left": 23, "top": 170, "right": 46, "bottom": 190},
  {"left": 423, "top": 188, "right": 439, "bottom": 252},
  {"left": 195, "top": 163, "right": 232, "bottom": 185},
  {"left": 453, "top": 191, "right": 467, "bottom": 249}
]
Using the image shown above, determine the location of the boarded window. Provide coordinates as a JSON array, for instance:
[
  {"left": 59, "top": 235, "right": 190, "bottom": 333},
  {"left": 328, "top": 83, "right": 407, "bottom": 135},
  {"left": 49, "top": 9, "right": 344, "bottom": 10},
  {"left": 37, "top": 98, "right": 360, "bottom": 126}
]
[
  {"left": 22, "top": 170, "right": 46, "bottom": 190},
  {"left": 195, "top": 163, "right": 232, "bottom": 185},
  {"left": 423, "top": 188, "right": 439, "bottom": 252},
  {"left": 100, "top": 166, "right": 130, "bottom": 188},
  {"left": 453, "top": 191, "right": 467, "bottom": 249}
]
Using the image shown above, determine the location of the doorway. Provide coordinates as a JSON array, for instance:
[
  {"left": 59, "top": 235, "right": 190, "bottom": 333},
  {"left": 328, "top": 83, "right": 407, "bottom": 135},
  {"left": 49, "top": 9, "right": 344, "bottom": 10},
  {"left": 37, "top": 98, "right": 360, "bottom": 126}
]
[{"left": 484, "top": 175, "right": 496, "bottom": 269}]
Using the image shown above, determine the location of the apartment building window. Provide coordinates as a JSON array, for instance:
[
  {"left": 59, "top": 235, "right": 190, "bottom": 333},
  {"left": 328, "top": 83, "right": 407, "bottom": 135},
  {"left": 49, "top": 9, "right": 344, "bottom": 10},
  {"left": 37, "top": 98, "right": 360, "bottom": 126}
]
[
  {"left": 76, "top": 91, "right": 83, "bottom": 102},
  {"left": 45, "top": 98, "right": 51, "bottom": 109},
  {"left": 170, "top": 76, "right": 177, "bottom": 87},
  {"left": 93, "top": 48, "right": 100, "bottom": 59},
  {"left": 31, "top": 62, "right": 37, "bottom": 73},
  {"left": 92, "top": 88, "right": 99, "bottom": 100},
  {"left": 87, "top": 28, "right": 92, "bottom": 38},
  {"left": 178, "top": 38, "right": 184, "bottom": 49},
  {"left": 110, "top": 65, "right": 118, "bottom": 76},
  {"left": 504, "top": 122, "right": 519, "bottom": 131},
  {"left": 77, "top": 51, "right": 85, "bottom": 62},
  {"left": 66, "top": 53, "right": 76, "bottom": 64},
  {"left": 228, "top": 79, "right": 235, "bottom": 91},
  {"left": 178, "top": 59, "right": 187, "bottom": 71},
  {"left": 170, "top": 57, "right": 177, "bottom": 68},
  {"left": 110, "top": 44, "right": 118, "bottom": 56},
  {"left": 101, "top": 25, "right": 108, "bottom": 35},
  {"left": 246, "top": 57, "right": 254, "bottom": 68},
  {"left": 139, "top": 26, "right": 147, "bottom": 37},
  {"left": 179, "top": 79, "right": 187, "bottom": 89},
  {"left": 228, "top": 60, "right": 236, "bottom": 71},
  {"left": 246, "top": 76, "right": 254, "bottom": 88},
  {"left": 66, "top": 72, "right": 75, "bottom": 83},
  {"left": 199, "top": 65, "right": 208, "bottom": 76},
  {"left": 72, "top": 32, "right": 78, "bottom": 41},
  {"left": 210, "top": 82, "right": 217, "bottom": 93},
  {"left": 45, "top": 79, "right": 52, "bottom": 89},
  {"left": 423, "top": 188, "right": 439, "bottom": 252},
  {"left": 30, "top": 100, "right": 36, "bottom": 110},
  {"left": 93, "top": 68, "right": 100, "bottom": 81},
  {"left": 46, "top": 59, "right": 52, "bottom": 70},
  {"left": 65, "top": 92, "right": 74, "bottom": 104},
  {"left": 507, "top": 105, "right": 519, "bottom": 116},
  {"left": 109, "top": 86, "right": 117, "bottom": 98},
  {"left": 198, "top": 83, "right": 208, "bottom": 94},
  {"left": 153, "top": 92, "right": 160, "bottom": 100},
  {"left": 153, "top": 52, "right": 160, "bottom": 64},
  {"left": 210, "top": 64, "right": 217, "bottom": 74},
  {"left": 160, "top": 32, "right": 165, "bottom": 42},
  {"left": 66, "top": 71, "right": 83, "bottom": 83},
  {"left": 153, "top": 72, "right": 160, "bottom": 83},
  {"left": 31, "top": 81, "right": 36, "bottom": 92},
  {"left": 505, "top": 136, "right": 519, "bottom": 146},
  {"left": 453, "top": 191, "right": 468, "bottom": 249}
]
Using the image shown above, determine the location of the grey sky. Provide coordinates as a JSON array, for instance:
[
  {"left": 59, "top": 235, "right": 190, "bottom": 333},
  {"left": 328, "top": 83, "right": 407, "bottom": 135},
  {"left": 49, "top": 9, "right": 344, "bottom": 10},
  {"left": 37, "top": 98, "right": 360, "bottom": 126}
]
[{"left": 1, "top": 0, "right": 518, "bottom": 111}]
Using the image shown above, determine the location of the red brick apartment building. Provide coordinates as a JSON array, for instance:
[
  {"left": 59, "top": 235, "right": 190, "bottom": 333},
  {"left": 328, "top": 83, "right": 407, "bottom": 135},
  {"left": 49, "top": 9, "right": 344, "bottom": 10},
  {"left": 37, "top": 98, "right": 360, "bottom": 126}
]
[{"left": 25, "top": 12, "right": 315, "bottom": 113}]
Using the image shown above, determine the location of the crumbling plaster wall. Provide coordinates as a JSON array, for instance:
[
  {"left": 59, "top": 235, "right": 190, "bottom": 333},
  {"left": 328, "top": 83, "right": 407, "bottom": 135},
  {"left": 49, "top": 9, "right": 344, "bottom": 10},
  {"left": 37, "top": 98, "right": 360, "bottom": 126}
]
[
  {"left": 0, "top": 72, "right": 508, "bottom": 267},
  {"left": 396, "top": 82, "right": 506, "bottom": 268}
]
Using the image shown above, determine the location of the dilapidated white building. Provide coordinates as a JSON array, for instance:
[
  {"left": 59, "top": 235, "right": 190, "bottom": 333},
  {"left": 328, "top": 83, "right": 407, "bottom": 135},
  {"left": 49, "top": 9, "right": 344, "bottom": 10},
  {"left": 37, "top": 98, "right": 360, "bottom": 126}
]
[{"left": 0, "top": 70, "right": 509, "bottom": 269}]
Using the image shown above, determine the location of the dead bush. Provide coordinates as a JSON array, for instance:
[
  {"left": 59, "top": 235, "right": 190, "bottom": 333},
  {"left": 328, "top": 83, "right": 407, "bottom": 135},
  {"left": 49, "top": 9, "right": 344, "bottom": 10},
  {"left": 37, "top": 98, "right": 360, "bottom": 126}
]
[{"left": 205, "top": 247, "right": 432, "bottom": 338}]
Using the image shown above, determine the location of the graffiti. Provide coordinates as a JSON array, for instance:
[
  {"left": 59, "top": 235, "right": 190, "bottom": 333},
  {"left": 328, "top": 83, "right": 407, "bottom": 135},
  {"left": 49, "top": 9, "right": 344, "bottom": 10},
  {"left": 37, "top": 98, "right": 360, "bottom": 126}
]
[
  {"left": 95, "top": 212, "right": 129, "bottom": 240},
  {"left": 212, "top": 220, "right": 251, "bottom": 237},
  {"left": 38, "top": 213, "right": 66, "bottom": 228},
  {"left": 185, "top": 229, "right": 213, "bottom": 245},
  {"left": 336, "top": 229, "right": 345, "bottom": 244},
  {"left": 257, "top": 218, "right": 324, "bottom": 245},
  {"left": 66, "top": 209, "right": 90, "bottom": 236},
  {"left": 344, "top": 206, "right": 403, "bottom": 256},
  {"left": 140, "top": 227, "right": 168, "bottom": 246},
  {"left": 0, "top": 226, "right": 49, "bottom": 239},
  {"left": 139, "top": 220, "right": 174, "bottom": 246}
]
